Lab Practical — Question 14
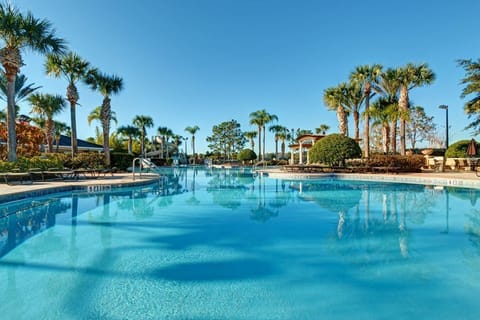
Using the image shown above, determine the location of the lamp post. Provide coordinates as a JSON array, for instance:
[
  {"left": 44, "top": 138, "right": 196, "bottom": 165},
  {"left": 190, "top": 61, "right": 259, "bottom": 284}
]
[{"left": 439, "top": 105, "right": 449, "bottom": 149}]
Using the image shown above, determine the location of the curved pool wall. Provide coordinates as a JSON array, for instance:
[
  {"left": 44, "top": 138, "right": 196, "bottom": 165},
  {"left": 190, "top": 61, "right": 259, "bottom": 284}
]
[{"left": 1, "top": 167, "right": 480, "bottom": 319}]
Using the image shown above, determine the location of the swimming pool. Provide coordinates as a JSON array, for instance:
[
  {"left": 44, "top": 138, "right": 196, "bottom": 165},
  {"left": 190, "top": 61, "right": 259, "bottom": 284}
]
[{"left": 1, "top": 167, "right": 480, "bottom": 319}]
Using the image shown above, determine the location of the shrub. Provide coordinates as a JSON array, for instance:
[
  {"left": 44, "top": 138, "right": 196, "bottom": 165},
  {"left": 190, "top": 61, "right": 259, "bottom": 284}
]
[
  {"left": 237, "top": 149, "right": 257, "bottom": 164},
  {"left": 111, "top": 152, "right": 135, "bottom": 170},
  {"left": 309, "top": 134, "right": 361, "bottom": 166},
  {"left": 445, "top": 140, "right": 478, "bottom": 158},
  {"left": 367, "top": 155, "right": 425, "bottom": 172}
]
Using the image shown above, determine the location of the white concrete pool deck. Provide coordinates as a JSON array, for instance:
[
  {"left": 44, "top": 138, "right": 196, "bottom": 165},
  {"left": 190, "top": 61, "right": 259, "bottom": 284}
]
[
  {"left": 0, "top": 173, "right": 161, "bottom": 202},
  {"left": 257, "top": 168, "right": 480, "bottom": 189}
]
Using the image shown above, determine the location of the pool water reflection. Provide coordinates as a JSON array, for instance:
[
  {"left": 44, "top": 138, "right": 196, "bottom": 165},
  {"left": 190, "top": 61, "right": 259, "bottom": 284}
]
[{"left": 1, "top": 167, "right": 480, "bottom": 319}]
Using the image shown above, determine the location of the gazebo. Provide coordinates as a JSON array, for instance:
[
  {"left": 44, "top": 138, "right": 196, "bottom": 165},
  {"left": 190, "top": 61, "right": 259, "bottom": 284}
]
[{"left": 288, "top": 134, "right": 324, "bottom": 164}]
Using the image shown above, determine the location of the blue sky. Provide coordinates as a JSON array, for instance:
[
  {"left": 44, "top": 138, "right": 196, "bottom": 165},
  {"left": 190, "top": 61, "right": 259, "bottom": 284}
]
[{"left": 10, "top": 0, "right": 480, "bottom": 153}]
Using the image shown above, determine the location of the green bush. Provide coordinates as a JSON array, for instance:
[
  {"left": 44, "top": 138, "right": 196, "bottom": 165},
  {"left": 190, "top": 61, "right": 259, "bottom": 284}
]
[
  {"left": 445, "top": 140, "right": 478, "bottom": 158},
  {"left": 367, "top": 155, "right": 425, "bottom": 172},
  {"left": 0, "top": 156, "right": 63, "bottom": 172},
  {"left": 309, "top": 134, "right": 361, "bottom": 166},
  {"left": 237, "top": 149, "right": 257, "bottom": 164},
  {"left": 111, "top": 152, "right": 135, "bottom": 170}
]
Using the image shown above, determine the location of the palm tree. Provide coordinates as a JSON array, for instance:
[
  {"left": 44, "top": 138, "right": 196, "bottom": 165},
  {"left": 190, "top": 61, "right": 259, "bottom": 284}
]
[
  {"left": 0, "top": 72, "right": 41, "bottom": 108},
  {"left": 397, "top": 63, "right": 435, "bottom": 155},
  {"left": 324, "top": 84, "right": 349, "bottom": 136},
  {"left": 87, "top": 106, "right": 117, "bottom": 127},
  {"left": 157, "top": 126, "right": 170, "bottom": 159},
  {"left": 53, "top": 120, "right": 69, "bottom": 152},
  {"left": 45, "top": 52, "right": 90, "bottom": 157},
  {"left": 249, "top": 109, "right": 278, "bottom": 161},
  {"left": 269, "top": 124, "right": 287, "bottom": 160},
  {"left": 350, "top": 64, "right": 383, "bottom": 158},
  {"left": 244, "top": 131, "right": 257, "bottom": 150},
  {"left": 117, "top": 125, "right": 140, "bottom": 154},
  {"left": 185, "top": 125, "right": 200, "bottom": 164},
  {"left": 376, "top": 68, "right": 401, "bottom": 153},
  {"left": 315, "top": 124, "right": 330, "bottom": 135},
  {"left": 0, "top": 70, "right": 36, "bottom": 126},
  {"left": 370, "top": 97, "right": 398, "bottom": 154},
  {"left": 28, "top": 93, "right": 66, "bottom": 153},
  {"left": 133, "top": 115, "right": 153, "bottom": 157},
  {"left": 0, "top": 3, "right": 66, "bottom": 161},
  {"left": 458, "top": 58, "right": 480, "bottom": 135},
  {"left": 277, "top": 129, "right": 291, "bottom": 159},
  {"left": 85, "top": 69, "right": 123, "bottom": 167}
]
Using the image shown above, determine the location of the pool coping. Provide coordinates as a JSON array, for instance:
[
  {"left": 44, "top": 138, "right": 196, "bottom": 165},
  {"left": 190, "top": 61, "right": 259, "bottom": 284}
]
[
  {"left": 259, "top": 169, "right": 480, "bottom": 189},
  {"left": 0, "top": 174, "right": 161, "bottom": 204}
]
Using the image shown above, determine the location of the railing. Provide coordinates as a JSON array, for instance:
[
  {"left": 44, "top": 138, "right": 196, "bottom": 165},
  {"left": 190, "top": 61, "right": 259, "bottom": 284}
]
[{"left": 132, "top": 157, "right": 163, "bottom": 181}]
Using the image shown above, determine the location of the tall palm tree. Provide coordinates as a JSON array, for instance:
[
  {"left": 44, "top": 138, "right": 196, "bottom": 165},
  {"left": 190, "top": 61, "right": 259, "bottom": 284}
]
[
  {"left": 277, "top": 128, "right": 290, "bottom": 159},
  {"left": 458, "top": 58, "right": 480, "bottom": 135},
  {"left": 244, "top": 131, "right": 257, "bottom": 150},
  {"left": 344, "top": 81, "right": 365, "bottom": 140},
  {"left": 46, "top": 52, "right": 90, "bottom": 157},
  {"left": 28, "top": 93, "right": 66, "bottom": 153},
  {"left": 375, "top": 68, "right": 401, "bottom": 153},
  {"left": 85, "top": 69, "right": 123, "bottom": 167},
  {"left": 0, "top": 3, "right": 66, "bottom": 161},
  {"left": 249, "top": 109, "right": 278, "bottom": 161},
  {"left": 397, "top": 63, "right": 435, "bottom": 155},
  {"left": 269, "top": 124, "right": 287, "bottom": 160},
  {"left": 350, "top": 64, "right": 383, "bottom": 158},
  {"left": 133, "top": 115, "right": 153, "bottom": 157},
  {"left": 324, "top": 84, "right": 349, "bottom": 136},
  {"left": 315, "top": 124, "right": 330, "bottom": 135},
  {"left": 185, "top": 125, "right": 200, "bottom": 164},
  {"left": 117, "top": 125, "right": 140, "bottom": 154},
  {"left": 157, "top": 126, "right": 170, "bottom": 158}
]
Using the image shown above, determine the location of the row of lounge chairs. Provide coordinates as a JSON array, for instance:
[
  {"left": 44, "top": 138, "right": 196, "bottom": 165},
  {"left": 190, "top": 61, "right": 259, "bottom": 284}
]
[{"left": 0, "top": 167, "right": 116, "bottom": 185}]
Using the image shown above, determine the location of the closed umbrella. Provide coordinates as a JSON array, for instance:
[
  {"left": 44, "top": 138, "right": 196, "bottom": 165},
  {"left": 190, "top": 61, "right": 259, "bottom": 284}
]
[
  {"left": 467, "top": 139, "right": 477, "bottom": 157},
  {"left": 467, "top": 139, "right": 478, "bottom": 171}
]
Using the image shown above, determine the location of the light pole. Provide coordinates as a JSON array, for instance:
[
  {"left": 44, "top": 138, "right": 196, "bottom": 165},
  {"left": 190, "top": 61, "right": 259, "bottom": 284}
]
[{"left": 439, "top": 105, "right": 449, "bottom": 149}]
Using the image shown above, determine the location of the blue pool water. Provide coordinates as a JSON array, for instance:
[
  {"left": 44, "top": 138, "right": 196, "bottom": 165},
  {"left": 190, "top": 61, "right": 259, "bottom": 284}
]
[{"left": 1, "top": 167, "right": 480, "bottom": 319}]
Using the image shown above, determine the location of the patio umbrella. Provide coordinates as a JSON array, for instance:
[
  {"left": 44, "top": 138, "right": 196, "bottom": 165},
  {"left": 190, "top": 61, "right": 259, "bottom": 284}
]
[{"left": 467, "top": 139, "right": 477, "bottom": 157}]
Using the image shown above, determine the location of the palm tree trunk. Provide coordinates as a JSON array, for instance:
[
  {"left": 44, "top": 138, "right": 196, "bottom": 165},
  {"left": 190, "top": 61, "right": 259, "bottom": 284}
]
[
  {"left": 275, "top": 137, "right": 278, "bottom": 160},
  {"left": 364, "top": 85, "right": 371, "bottom": 158},
  {"left": 262, "top": 125, "right": 266, "bottom": 161},
  {"left": 399, "top": 86, "right": 408, "bottom": 155},
  {"left": 191, "top": 136, "right": 196, "bottom": 165},
  {"left": 101, "top": 99, "right": 111, "bottom": 167},
  {"left": 353, "top": 110, "right": 360, "bottom": 140},
  {"left": 337, "top": 105, "right": 348, "bottom": 136},
  {"left": 6, "top": 76, "right": 17, "bottom": 162},
  {"left": 67, "top": 83, "right": 79, "bottom": 157},
  {"left": 46, "top": 118, "right": 54, "bottom": 153},
  {"left": 382, "top": 124, "right": 390, "bottom": 154},
  {"left": 390, "top": 121, "right": 397, "bottom": 154},
  {"left": 257, "top": 127, "right": 262, "bottom": 161},
  {"left": 281, "top": 140, "right": 285, "bottom": 159},
  {"left": 127, "top": 137, "right": 133, "bottom": 154}
]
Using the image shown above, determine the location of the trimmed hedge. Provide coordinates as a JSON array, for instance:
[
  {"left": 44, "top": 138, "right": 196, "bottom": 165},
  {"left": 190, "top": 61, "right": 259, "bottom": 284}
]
[{"left": 309, "top": 134, "right": 362, "bottom": 166}]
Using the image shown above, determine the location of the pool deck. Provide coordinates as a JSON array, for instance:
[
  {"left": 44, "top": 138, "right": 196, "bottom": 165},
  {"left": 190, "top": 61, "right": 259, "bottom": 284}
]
[
  {"left": 0, "top": 173, "right": 161, "bottom": 203},
  {"left": 257, "top": 168, "right": 480, "bottom": 189}
]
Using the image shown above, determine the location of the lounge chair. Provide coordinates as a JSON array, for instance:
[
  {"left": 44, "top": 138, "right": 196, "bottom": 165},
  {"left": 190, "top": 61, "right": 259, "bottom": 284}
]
[{"left": 0, "top": 171, "right": 33, "bottom": 185}]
